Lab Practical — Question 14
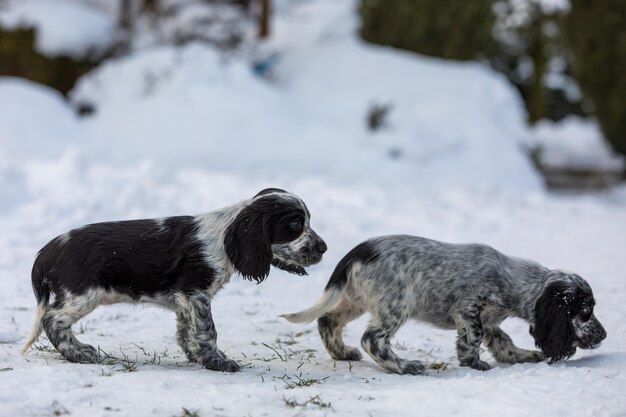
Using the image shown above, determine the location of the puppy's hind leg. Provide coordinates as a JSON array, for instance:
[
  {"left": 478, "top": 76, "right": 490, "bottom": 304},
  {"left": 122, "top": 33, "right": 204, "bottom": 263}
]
[
  {"left": 361, "top": 311, "right": 425, "bottom": 375},
  {"left": 318, "top": 297, "right": 365, "bottom": 361},
  {"left": 42, "top": 291, "right": 101, "bottom": 364},
  {"left": 483, "top": 326, "right": 544, "bottom": 364},
  {"left": 453, "top": 307, "right": 490, "bottom": 371},
  {"left": 176, "top": 311, "right": 195, "bottom": 362},
  {"left": 176, "top": 292, "right": 240, "bottom": 372}
]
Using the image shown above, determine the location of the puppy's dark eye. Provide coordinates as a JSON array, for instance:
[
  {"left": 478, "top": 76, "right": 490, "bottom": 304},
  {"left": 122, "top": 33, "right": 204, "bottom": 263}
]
[
  {"left": 288, "top": 219, "right": 303, "bottom": 231},
  {"left": 579, "top": 306, "right": 592, "bottom": 322}
]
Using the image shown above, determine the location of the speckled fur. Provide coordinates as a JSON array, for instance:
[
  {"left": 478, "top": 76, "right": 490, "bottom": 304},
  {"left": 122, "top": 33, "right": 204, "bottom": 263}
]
[{"left": 283, "top": 235, "right": 606, "bottom": 374}]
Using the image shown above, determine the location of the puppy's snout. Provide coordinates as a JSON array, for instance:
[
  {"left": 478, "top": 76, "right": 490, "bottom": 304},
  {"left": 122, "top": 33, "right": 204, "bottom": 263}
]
[
  {"left": 317, "top": 239, "right": 327, "bottom": 254},
  {"left": 597, "top": 322, "right": 607, "bottom": 342},
  {"left": 590, "top": 316, "right": 607, "bottom": 341},
  {"left": 581, "top": 317, "right": 607, "bottom": 349}
]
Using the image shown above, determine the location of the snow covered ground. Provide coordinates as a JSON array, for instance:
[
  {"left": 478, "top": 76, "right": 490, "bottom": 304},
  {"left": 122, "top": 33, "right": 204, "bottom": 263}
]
[
  {"left": 1, "top": 1, "right": 625, "bottom": 416},
  {"left": 1, "top": 169, "right": 625, "bottom": 417}
]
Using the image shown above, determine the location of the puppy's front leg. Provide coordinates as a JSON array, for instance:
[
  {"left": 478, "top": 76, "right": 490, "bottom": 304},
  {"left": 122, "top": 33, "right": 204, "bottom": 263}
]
[
  {"left": 176, "top": 292, "right": 240, "bottom": 372},
  {"left": 483, "top": 326, "right": 544, "bottom": 364},
  {"left": 454, "top": 307, "right": 490, "bottom": 371}
]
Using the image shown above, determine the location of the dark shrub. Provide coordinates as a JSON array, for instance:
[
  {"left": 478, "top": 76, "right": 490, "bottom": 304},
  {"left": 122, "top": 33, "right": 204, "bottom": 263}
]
[
  {"left": 0, "top": 27, "right": 96, "bottom": 95},
  {"left": 359, "top": 0, "right": 495, "bottom": 60},
  {"left": 563, "top": 0, "right": 626, "bottom": 154}
]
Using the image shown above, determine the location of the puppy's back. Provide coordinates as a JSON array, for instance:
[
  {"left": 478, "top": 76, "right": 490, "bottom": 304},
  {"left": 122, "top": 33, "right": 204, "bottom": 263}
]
[{"left": 31, "top": 217, "right": 215, "bottom": 300}]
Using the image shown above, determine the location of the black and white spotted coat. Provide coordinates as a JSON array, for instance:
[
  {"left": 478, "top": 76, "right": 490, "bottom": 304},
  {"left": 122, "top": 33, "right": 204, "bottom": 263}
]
[
  {"left": 283, "top": 235, "right": 606, "bottom": 374},
  {"left": 22, "top": 188, "right": 327, "bottom": 372}
]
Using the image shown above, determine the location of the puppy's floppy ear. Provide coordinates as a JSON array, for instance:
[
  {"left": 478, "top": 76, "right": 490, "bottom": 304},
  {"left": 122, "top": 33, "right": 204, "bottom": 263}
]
[
  {"left": 533, "top": 281, "right": 577, "bottom": 362},
  {"left": 224, "top": 203, "right": 273, "bottom": 283}
]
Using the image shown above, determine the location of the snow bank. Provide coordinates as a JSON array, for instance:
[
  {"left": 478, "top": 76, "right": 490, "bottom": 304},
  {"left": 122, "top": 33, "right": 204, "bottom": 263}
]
[
  {"left": 0, "top": 77, "right": 83, "bottom": 213},
  {"left": 0, "top": 0, "right": 543, "bottom": 198},
  {"left": 528, "top": 117, "right": 625, "bottom": 172},
  {"left": 0, "top": 0, "right": 114, "bottom": 58},
  {"left": 0, "top": 77, "right": 81, "bottom": 158},
  {"left": 67, "top": 0, "right": 542, "bottom": 194},
  {"left": 281, "top": 36, "right": 541, "bottom": 192}
]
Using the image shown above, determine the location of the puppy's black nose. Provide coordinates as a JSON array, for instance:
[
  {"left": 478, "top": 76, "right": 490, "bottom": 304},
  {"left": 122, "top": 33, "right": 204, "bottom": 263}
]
[{"left": 317, "top": 240, "right": 327, "bottom": 254}]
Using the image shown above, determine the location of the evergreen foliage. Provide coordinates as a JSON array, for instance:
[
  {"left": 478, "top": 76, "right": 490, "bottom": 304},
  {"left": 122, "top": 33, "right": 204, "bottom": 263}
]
[
  {"left": 563, "top": 0, "right": 626, "bottom": 154},
  {"left": 359, "top": 0, "right": 495, "bottom": 60}
]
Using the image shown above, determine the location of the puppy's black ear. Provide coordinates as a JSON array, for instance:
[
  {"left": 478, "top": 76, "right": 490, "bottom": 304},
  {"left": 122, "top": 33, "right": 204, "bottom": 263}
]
[
  {"left": 224, "top": 203, "right": 273, "bottom": 283},
  {"left": 533, "top": 281, "right": 577, "bottom": 362}
]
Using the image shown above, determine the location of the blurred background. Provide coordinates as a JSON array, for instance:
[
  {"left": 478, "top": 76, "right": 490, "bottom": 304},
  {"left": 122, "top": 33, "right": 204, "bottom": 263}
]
[
  {"left": 1, "top": 0, "right": 625, "bottom": 196},
  {"left": 1, "top": 2, "right": 626, "bottom": 416}
]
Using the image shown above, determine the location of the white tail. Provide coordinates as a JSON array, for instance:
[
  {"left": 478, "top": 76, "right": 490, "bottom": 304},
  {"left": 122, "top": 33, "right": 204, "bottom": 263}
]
[
  {"left": 280, "top": 287, "right": 343, "bottom": 324},
  {"left": 21, "top": 302, "right": 46, "bottom": 354}
]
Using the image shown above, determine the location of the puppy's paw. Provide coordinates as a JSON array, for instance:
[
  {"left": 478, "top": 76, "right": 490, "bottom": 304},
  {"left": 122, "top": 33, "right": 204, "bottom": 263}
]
[
  {"left": 523, "top": 350, "right": 545, "bottom": 363},
  {"left": 401, "top": 360, "right": 426, "bottom": 375},
  {"left": 202, "top": 356, "right": 241, "bottom": 373},
  {"left": 64, "top": 344, "right": 100, "bottom": 364},
  {"left": 333, "top": 347, "right": 362, "bottom": 361},
  {"left": 469, "top": 359, "right": 491, "bottom": 371}
]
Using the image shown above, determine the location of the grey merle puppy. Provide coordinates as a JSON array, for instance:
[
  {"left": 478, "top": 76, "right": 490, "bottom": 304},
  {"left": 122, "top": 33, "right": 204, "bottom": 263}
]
[
  {"left": 22, "top": 188, "right": 327, "bottom": 372},
  {"left": 282, "top": 235, "right": 606, "bottom": 374}
]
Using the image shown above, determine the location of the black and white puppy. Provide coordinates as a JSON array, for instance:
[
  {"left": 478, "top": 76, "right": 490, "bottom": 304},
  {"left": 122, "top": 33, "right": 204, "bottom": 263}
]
[
  {"left": 282, "top": 235, "right": 606, "bottom": 374},
  {"left": 22, "top": 188, "right": 326, "bottom": 372}
]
